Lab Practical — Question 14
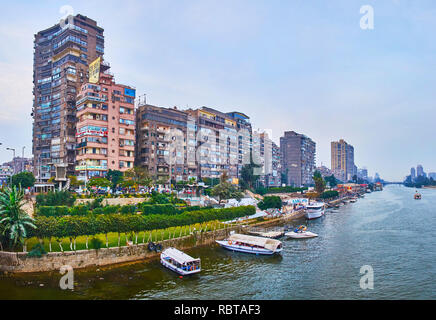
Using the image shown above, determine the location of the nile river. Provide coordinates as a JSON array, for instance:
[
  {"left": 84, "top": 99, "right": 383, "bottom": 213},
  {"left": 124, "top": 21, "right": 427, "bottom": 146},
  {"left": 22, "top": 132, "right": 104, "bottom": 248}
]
[{"left": 1, "top": 185, "right": 435, "bottom": 299}]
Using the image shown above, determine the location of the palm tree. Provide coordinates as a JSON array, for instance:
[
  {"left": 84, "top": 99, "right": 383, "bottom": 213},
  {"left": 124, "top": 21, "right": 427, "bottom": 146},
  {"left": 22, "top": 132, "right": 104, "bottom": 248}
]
[{"left": 0, "top": 186, "right": 36, "bottom": 251}]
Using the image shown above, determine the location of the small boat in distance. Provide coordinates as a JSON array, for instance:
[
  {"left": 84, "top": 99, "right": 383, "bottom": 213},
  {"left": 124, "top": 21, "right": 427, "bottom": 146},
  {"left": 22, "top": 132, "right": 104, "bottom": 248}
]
[
  {"left": 305, "top": 202, "right": 325, "bottom": 220},
  {"left": 414, "top": 192, "right": 422, "bottom": 200},
  {"left": 285, "top": 225, "right": 318, "bottom": 239},
  {"left": 350, "top": 198, "right": 357, "bottom": 203},
  {"left": 160, "top": 247, "right": 201, "bottom": 276},
  {"left": 216, "top": 234, "right": 283, "bottom": 255}
]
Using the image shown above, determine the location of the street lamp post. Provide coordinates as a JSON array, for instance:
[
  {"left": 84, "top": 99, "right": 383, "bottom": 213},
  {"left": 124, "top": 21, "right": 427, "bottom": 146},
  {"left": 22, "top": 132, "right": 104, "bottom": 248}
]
[{"left": 6, "top": 148, "right": 16, "bottom": 186}]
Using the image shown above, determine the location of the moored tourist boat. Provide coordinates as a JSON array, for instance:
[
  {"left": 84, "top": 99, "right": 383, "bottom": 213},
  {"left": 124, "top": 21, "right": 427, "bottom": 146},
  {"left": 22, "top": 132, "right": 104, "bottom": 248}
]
[
  {"left": 350, "top": 198, "right": 357, "bottom": 203},
  {"left": 216, "top": 234, "right": 283, "bottom": 255},
  {"left": 160, "top": 247, "right": 201, "bottom": 276},
  {"left": 305, "top": 202, "right": 325, "bottom": 220},
  {"left": 285, "top": 225, "right": 318, "bottom": 239}
]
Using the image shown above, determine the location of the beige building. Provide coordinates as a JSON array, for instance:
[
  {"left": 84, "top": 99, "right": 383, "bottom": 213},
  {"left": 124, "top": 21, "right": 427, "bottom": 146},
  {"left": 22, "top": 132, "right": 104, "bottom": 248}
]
[{"left": 331, "top": 139, "right": 356, "bottom": 182}]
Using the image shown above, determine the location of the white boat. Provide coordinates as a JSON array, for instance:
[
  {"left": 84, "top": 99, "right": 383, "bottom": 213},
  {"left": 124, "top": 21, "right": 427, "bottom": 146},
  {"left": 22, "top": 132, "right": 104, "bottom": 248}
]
[
  {"left": 350, "top": 198, "right": 357, "bottom": 203},
  {"left": 285, "top": 226, "right": 318, "bottom": 239},
  {"left": 305, "top": 202, "right": 325, "bottom": 220},
  {"left": 216, "top": 234, "right": 283, "bottom": 255},
  {"left": 160, "top": 247, "right": 201, "bottom": 276}
]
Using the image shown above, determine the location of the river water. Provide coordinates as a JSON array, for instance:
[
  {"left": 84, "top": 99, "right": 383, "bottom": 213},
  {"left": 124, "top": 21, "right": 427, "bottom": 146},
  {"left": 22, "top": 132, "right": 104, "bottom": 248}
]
[{"left": 1, "top": 185, "right": 435, "bottom": 300}]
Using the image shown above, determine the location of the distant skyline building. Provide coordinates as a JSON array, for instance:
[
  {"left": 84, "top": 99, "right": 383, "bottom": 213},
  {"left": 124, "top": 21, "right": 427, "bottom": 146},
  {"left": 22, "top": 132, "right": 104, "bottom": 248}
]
[
  {"left": 410, "top": 167, "right": 416, "bottom": 181},
  {"left": 331, "top": 139, "right": 356, "bottom": 182},
  {"left": 33, "top": 14, "right": 105, "bottom": 182},
  {"left": 428, "top": 172, "right": 436, "bottom": 180},
  {"left": 357, "top": 168, "right": 368, "bottom": 181},
  {"left": 417, "top": 164, "right": 424, "bottom": 177},
  {"left": 280, "top": 131, "right": 316, "bottom": 187}
]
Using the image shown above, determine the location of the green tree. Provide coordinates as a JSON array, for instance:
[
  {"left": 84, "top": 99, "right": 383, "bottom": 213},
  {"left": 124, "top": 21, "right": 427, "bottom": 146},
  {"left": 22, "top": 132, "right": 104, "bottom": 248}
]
[
  {"left": 239, "top": 155, "right": 262, "bottom": 190},
  {"left": 106, "top": 170, "right": 124, "bottom": 191},
  {"left": 68, "top": 175, "right": 83, "bottom": 188},
  {"left": 88, "top": 177, "right": 111, "bottom": 188},
  {"left": 324, "top": 175, "right": 338, "bottom": 188},
  {"left": 211, "top": 172, "right": 243, "bottom": 201},
  {"left": 313, "top": 171, "right": 326, "bottom": 194},
  {"left": 257, "top": 196, "right": 282, "bottom": 210},
  {"left": 11, "top": 172, "right": 36, "bottom": 189},
  {"left": 33, "top": 216, "right": 57, "bottom": 252},
  {"left": 124, "top": 166, "right": 153, "bottom": 188},
  {"left": 0, "top": 186, "right": 36, "bottom": 250}
]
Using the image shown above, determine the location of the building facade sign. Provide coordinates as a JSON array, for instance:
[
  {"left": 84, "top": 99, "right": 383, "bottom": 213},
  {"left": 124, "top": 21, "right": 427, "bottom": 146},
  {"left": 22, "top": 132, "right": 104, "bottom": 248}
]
[{"left": 89, "top": 57, "right": 101, "bottom": 84}]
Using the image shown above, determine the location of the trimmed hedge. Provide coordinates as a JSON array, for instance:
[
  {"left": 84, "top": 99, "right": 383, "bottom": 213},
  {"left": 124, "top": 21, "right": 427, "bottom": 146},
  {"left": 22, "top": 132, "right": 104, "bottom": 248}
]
[
  {"left": 36, "top": 203, "right": 213, "bottom": 218},
  {"left": 38, "top": 206, "right": 69, "bottom": 217},
  {"left": 320, "top": 190, "right": 339, "bottom": 199},
  {"left": 140, "top": 203, "right": 177, "bottom": 215},
  {"left": 29, "top": 206, "right": 256, "bottom": 240},
  {"left": 265, "top": 186, "right": 307, "bottom": 194}
]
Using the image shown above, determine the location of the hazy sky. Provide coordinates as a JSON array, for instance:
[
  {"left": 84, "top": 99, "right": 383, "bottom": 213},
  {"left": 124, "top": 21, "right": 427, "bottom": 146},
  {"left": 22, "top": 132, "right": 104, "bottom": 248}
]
[{"left": 0, "top": 0, "right": 435, "bottom": 181}]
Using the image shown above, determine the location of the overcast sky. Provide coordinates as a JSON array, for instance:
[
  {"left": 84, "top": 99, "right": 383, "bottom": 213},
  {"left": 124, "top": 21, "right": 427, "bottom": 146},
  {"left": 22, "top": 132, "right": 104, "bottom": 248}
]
[{"left": 0, "top": 0, "right": 435, "bottom": 181}]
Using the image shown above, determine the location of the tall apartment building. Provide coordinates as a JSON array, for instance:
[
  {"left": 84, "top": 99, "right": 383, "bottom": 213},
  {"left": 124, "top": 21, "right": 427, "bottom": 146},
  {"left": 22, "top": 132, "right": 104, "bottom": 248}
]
[
  {"left": 75, "top": 59, "right": 136, "bottom": 181},
  {"left": 33, "top": 15, "right": 104, "bottom": 182},
  {"left": 135, "top": 105, "right": 254, "bottom": 182},
  {"left": 280, "top": 131, "right": 316, "bottom": 187},
  {"left": 259, "top": 133, "right": 281, "bottom": 187},
  {"left": 186, "top": 107, "right": 252, "bottom": 180},
  {"left": 258, "top": 132, "right": 272, "bottom": 186},
  {"left": 135, "top": 104, "right": 197, "bottom": 182},
  {"left": 331, "top": 139, "right": 356, "bottom": 182}
]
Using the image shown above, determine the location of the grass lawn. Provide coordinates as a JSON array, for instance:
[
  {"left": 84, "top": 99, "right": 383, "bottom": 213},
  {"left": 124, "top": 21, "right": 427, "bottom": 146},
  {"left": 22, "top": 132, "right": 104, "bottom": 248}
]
[{"left": 23, "top": 220, "right": 230, "bottom": 253}]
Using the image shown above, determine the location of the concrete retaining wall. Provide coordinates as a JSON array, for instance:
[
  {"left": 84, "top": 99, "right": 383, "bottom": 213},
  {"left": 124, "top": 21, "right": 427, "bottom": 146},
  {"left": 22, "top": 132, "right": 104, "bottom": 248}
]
[{"left": 75, "top": 197, "right": 148, "bottom": 206}]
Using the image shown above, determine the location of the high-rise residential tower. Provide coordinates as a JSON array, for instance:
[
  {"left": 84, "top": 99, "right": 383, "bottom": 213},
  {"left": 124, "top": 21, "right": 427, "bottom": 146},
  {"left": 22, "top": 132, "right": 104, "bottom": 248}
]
[
  {"left": 75, "top": 59, "right": 136, "bottom": 182},
  {"left": 410, "top": 167, "right": 416, "bottom": 181},
  {"left": 331, "top": 139, "right": 356, "bottom": 182},
  {"left": 135, "top": 104, "right": 197, "bottom": 182},
  {"left": 33, "top": 15, "right": 104, "bottom": 182},
  {"left": 280, "top": 131, "right": 316, "bottom": 187}
]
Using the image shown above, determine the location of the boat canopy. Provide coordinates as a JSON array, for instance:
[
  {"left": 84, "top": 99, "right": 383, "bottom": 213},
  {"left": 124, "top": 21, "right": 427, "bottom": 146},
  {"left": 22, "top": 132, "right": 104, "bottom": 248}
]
[
  {"left": 162, "top": 248, "right": 200, "bottom": 264},
  {"left": 307, "top": 202, "right": 324, "bottom": 209},
  {"left": 228, "top": 234, "right": 282, "bottom": 251}
]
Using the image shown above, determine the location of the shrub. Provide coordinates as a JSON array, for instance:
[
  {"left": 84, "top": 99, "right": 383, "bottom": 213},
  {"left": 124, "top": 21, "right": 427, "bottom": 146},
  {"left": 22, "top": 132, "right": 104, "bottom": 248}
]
[
  {"left": 120, "top": 205, "right": 137, "bottom": 215},
  {"left": 29, "top": 206, "right": 256, "bottom": 241},
  {"left": 149, "top": 193, "right": 170, "bottom": 204},
  {"left": 102, "top": 205, "right": 120, "bottom": 215},
  {"left": 90, "top": 237, "right": 103, "bottom": 250},
  {"left": 140, "top": 204, "right": 177, "bottom": 215},
  {"left": 320, "top": 190, "right": 339, "bottom": 199},
  {"left": 258, "top": 196, "right": 282, "bottom": 210},
  {"left": 37, "top": 206, "right": 69, "bottom": 217},
  {"left": 27, "top": 243, "right": 47, "bottom": 258},
  {"left": 265, "top": 186, "right": 307, "bottom": 194},
  {"left": 69, "top": 205, "right": 90, "bottom": 216},
  {"left": 36, "top": 191, "right": 76, "bottom": 207}
]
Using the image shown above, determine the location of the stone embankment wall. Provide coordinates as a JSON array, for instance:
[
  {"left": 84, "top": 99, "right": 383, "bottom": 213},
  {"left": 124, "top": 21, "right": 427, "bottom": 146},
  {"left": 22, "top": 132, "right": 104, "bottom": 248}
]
[
  {"left": 75, "top": 197, "right": 148, "bottom": 206},
  {"left": 0, "top": 225, "right": 244, "bottom": 273}
]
